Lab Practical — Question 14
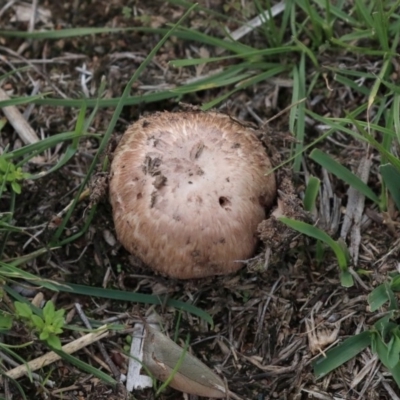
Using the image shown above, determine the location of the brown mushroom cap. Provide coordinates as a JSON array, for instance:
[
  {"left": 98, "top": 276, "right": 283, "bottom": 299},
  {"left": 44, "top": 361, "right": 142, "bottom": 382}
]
[{"left": 109, "top": 111, "right": 276, "bottom": 279}]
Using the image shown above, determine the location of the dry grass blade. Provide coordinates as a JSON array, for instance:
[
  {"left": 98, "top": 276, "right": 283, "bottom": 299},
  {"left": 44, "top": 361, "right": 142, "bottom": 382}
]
[
  {"left": 126, "top": 322, "right": 153, "bottom": 391},
  {"left": 0, "top": 87, "right": 39, "bottom": 144},
  {"left": 340, "top": 155, "right": 373, "bottom": 265},
  {"left": 226, "top": 1, "right": 285, "bottom": 41}
]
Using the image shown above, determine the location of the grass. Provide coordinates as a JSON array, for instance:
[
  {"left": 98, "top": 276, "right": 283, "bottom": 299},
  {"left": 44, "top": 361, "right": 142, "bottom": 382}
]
[{"left": 1, "top": 0, "right": 400, "bottom": 398}]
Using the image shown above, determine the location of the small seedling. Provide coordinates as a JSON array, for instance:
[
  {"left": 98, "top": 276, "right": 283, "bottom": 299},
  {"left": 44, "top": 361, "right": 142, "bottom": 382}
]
[
  {"left": 14, "top": 300, "right": 65, "bottom": 349},
  {"left": 0, "top": 156, "right": 30, "bottom": 194},
  {"left": 121, "top": 6, "right": 132, "bottom": 18},
  {"left": 0, "top": 310, "right": 13, "bottom": 332}
]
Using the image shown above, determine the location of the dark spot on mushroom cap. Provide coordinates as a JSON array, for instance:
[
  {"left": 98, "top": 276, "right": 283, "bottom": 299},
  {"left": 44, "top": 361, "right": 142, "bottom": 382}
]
[
  {"left": 150, "top": 191, "right": 157, "bottom": 208},
  {"left": 153, "top": 174, "right": 167, "bottom": 190},
  {"left": 109, "top": 110, "right": 277, "bottom": 279},
  {"left": 218, "top": 196, "right": 231, "bottom": 209}
]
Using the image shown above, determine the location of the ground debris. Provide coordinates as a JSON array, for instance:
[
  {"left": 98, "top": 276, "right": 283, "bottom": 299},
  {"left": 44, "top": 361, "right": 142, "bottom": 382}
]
[
  {"left": 89, "top": 172, "right": 109, "bottom": 206},
  {"left": 258, "top": 172, "right": 310, "bottom": 266}
]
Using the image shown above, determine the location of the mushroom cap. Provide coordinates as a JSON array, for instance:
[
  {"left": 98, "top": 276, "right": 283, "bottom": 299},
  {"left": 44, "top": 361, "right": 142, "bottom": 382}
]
[{"left": 109, "top": 111, "right": 276, "bottom": 279}]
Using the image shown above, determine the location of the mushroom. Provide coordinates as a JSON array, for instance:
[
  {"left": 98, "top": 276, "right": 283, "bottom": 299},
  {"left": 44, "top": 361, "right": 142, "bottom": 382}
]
[{"left": 109, "top": 111, "right": 276, "bottom": 279}]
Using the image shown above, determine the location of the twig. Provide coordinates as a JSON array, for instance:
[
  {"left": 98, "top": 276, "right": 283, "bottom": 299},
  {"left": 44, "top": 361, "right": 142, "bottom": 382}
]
[
  {"left": 0, "top": 0, "right": 17, "bottom": 19},
  {"left": 3, "top": 326, "right": 109, "bottom": 380},
  {"left": 126, "top": 322, "right": 153, "bottom": 391},
  {"left": 224, "top": 1, "right": 285, "bottom": 42},
  {"left": 340, "top": 155, "right": 372, "bottom": 265},
  {"left": 0, "top": 87, "right": 40, "bottom": 144},
  {"left": 28, "top": 0, "right": 39, "bottom": 33},
  {"left": 378, "top": 371, "right": 400, "bottom": 400},
  {"left": 75, "top": 303, "right": 121, "bottom": 380},
  {"left": 3, "top": 375, "right": 10, "bottom": 400}
]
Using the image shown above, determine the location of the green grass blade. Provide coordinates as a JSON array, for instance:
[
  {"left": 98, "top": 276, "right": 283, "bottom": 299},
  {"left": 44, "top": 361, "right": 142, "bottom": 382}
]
[
  {"left": 390, "top": 275, "right": 400, "bottom": 292},
  {"left": 4, "top": 132, "right": 96, "bottom": 161},
  {"left": 171, "top": 69, "right": 252, "bottom": 94},
  {"left": 0, "top": 66, "right": 31, "bottom": 80},
  {"left": 303, "top": 176, "right": 320, "bottom": 212},
  {"left": 372, "top": 4, "right": 389, "bottom": 51},
  {"left": 52, "top": 283, "right": 213, "bottom": 326},
  {"left": 294, "top": 0, "right": 323, "bottom": 45},
  {"left": 53, "top": 348, "right": 117, "bottom": 385},
  {"left": 33, "top": 90, "right": 178, "bottom": 108},
  {"left": 292, "top": 36, "right": 319, "bottom": 67},
  {"left": 279, "top": 218, "right": 353, "bottom": 287},
  {"left": 380, "top": 164, "right": 400, "bottom": 211},
  {"left": 278, "top": 0, "right": 293, "bottom": 44},
  {"left": 170, "top": 46, "right": 299, "bottom": 67},
  {"left": 278, "top": 217, "right": 350, "bottom": 274},
  {"left": 309, "top": 149, "right": 380, "bottom": 204},
  {"left": 325, "top": 66, "right": 375, "bottom": 79},
  {"left": 368, "top": 283, "right": 391, "bottom": 312},
  {"left": 334, "top": 74, "right": 371, "bottom": 96},
  {"left": 338, "top": 29, "right": 374, "bottom": 42},
  {"left": 319, "top": 116, "right": 395, "bottom": 144},
  {"left": 201, "top": 65, "right": 287, "bottom": 110},
  {"left": 329, "top": 38, "right": 393, "bottom": 56},
  {"left": 0, "top": 27, "right": 129, "bottom": 39},
  {"left": 346, "top": 114, "right": 400, "bottom": 172},
  {"left": 290, "top": 53, "right": 306, "bottom": 172},
  {"left": 166, "top": 0, "right": 236, "bottom": 20},
  {"left": 0, "top": 93, "right": 49, "bottom": 108},
  {"left": 28, "top": 103, "right": 90, "bottom": 178},
  {"left": 372, "top": 334, "right": 400, "bottom": 388},
  {"left": 354, "top": 0, "right": 374, "bottom": 27},
  {"left": 5, "top": 247, "right": 56, "bottom": 268},
  {"left": 367, "top": 55, "right": 392, "bottom": 114},
  {"left": 313, "top": 0, "right": 358, "bottom": 25},
  {"left": 168, "top": 25, "right": 254, "bottom": 54},
  {"left": 340, "top": 270, "right": 354, "bottom": 287},
  {"left": 0, "top": 372, "right": 27, "bottom": 399},
  {"left": 313, "top": 331, "right": 371, "bottom": 378},
  {"left": 0, "top": 263, "right": 61, "bottom": 292},
  {"left": 393, "top": 94, "right": 400, "bottom": 144}
]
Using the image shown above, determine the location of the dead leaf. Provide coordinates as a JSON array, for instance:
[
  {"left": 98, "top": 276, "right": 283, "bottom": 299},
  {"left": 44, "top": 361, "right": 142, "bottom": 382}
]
[{"left": 142, "top": 324, "right": 227, "bottom": 398}]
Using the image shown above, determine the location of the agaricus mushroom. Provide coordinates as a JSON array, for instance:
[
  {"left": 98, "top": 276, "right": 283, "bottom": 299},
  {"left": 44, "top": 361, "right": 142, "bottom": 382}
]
[{"left": 109, "top": 111, "right": 276, "bottom": 279}]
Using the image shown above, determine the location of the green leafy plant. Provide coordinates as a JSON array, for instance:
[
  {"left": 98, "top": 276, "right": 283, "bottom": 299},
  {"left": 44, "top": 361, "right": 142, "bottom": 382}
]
[
  {"left": 14, "top": 300, "right": 65, "bottom": 349},
  {"left": 0, "top": 156, "right": 30, "bottom": 194},
  {"left": 121, "top": 6, "right": 132, "bottom": 18},
  {"left": 314, "top": 274, "right": 400, "bottom": 387},
  {"left": 0, "top": 310, "right": 13, "bottom": 332}
]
